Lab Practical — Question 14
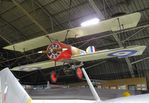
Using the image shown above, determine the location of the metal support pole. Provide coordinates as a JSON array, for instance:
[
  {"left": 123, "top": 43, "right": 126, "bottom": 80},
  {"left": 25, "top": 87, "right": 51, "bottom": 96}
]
[{"left": 82, "top": 68, "right": 101, "bottom": 102}]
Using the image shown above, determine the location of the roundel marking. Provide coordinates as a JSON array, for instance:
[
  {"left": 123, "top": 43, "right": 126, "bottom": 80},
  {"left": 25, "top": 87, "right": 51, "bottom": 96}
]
[{"left": 108, "top": 50, "right": 137, "bottom": 58}]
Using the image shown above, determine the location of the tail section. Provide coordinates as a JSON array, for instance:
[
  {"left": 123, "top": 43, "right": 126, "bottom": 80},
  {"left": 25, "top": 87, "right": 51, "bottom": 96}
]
[
  {"left": 86, "top": 46, "right": 96, "bottom": 53},
  {"left": 0, "top": 68, "right": 32, "bottom": 103}
]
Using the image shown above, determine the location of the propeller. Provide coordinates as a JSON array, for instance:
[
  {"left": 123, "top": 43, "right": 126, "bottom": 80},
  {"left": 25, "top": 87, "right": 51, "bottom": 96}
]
[{"left": 38, "top": 48, "right": 68, "bottom": 54}]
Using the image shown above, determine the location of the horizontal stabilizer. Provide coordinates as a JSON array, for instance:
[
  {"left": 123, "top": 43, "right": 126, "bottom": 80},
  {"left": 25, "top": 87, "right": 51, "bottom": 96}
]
[{"left": 3, "top": 12, "right": 141, "bottom": 52}]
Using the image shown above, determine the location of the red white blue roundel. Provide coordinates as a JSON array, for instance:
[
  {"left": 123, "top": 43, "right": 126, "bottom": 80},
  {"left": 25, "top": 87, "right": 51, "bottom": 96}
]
[{"left": 108, "top": 50, "right": 137, "bottom": 58}]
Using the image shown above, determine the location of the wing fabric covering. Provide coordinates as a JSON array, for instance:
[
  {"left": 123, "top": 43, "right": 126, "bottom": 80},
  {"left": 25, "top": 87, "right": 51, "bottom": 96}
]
[
  {"left": 72, "top": 45, "right": 146, "bottom": 62},
  {"left": 0, "top": 68, "right": 32, "bottom": 103},
  {"left": 12, "top": 61, "right": 64, "bottom": 72},
  {"left": 3, "top": 12, "right": 141, "bottom": 52},
  {"left": 11, "top": 45, "right": 146, "bottom": 72}
]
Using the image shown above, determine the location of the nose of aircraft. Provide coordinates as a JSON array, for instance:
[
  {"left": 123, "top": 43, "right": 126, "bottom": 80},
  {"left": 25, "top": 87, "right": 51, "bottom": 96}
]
[{"left": 46, "top": 41, "right": 72, "bottom": 61}]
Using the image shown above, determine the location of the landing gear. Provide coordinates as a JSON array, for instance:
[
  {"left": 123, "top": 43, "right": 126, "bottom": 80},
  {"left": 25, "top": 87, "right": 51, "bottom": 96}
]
[
  {"left": 50, "top": 63, "right": 84, "bottom": 83},
  {"left": 75, "top": 67, "right": 83, "bottom": 80},
  {"left": 50, "top": 71, "right": 57, "bottom": 83}
]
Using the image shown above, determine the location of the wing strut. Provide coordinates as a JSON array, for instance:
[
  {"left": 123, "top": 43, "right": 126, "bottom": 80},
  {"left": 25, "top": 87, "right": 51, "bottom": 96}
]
[{"left": 82, "top": 68, "right": 101, "bottom": 102}]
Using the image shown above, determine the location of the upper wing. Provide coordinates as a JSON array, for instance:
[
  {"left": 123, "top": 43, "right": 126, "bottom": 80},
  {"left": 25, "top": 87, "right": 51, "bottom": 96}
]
[
  {"left": 0, "top": 68, "right": 32, "bottom": 103},
  {"left": 3, "top": 12, "right": 141, "bottom": 52},
  {"left": 72, "top": 45, "right": 146, "bottom": 62},
  {"left": 11, "top": 45, "right": 146, "bottom": 72}
]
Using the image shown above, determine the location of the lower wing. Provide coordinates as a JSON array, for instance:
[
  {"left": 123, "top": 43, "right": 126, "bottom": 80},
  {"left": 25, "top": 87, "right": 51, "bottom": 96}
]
[
  {"left": 72, "top": 45, "right": 146, "bottom": 62},
  {"left": 11, "top": 45, "right": 146, "bottom": 72}
]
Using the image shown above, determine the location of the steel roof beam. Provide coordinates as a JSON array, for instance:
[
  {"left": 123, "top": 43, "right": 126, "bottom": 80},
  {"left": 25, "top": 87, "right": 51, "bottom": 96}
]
[
  {"left": 95, "top": 35, "right": 149, "bottom": 49},
  {"left": 0, "top": 34, "right": 12, "bottom": 45},
  {"left": 88, "top": 0, "right": 105, "bottom": 20},
  {"left": 0, "top": 16, "right": 28, "bottom": 40},
  {"left": 53, "top": 1, "right": 87, "bottom": 16},
  {"left": 0, "top": 0, "right": 58, "bottom": 29},
  {"left": 131, "top": 56, "right": 149, "bottom": 65},
  {"left": 11, "top": 0, "right": 48, "bottom": 34},
  {"left": 122, "top": 25, "right": 149, "bottom": 43},
  {"left": 34, "top": 0, "right": 64, "bottom": 30}
]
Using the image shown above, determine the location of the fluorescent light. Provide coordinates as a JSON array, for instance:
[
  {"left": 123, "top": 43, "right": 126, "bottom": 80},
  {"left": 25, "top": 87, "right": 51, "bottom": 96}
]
[{"left": 81, "top": 18, "right": 100, "bottom": 27}]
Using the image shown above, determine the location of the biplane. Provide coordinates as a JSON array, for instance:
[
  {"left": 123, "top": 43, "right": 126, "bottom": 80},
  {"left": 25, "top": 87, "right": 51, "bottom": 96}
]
[{"left": 3, "top": 12, "right": 146, "bottom": 83}]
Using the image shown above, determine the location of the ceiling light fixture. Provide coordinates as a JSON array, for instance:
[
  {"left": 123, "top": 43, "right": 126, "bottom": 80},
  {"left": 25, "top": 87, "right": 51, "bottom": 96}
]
[{"left": 81, "top": 18, "right": 100, "bottom": 27}]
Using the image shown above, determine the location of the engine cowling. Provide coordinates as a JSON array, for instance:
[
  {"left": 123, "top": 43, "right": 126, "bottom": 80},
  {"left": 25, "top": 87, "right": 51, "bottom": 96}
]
[
  {"left": 47, "top": 42, "right": 72, "bottom": 61},
  {"left": 46, "top": 41, "right": 85, "bottom": 61}
]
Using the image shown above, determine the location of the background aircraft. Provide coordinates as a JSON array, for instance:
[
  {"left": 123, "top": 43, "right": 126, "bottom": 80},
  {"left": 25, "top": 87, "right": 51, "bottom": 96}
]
[
  {"left": 0, "top": 68, "right": 31, "bottom": 103},
  {"left": 0, "top": 68, "right": 148, "bottom": 103}
]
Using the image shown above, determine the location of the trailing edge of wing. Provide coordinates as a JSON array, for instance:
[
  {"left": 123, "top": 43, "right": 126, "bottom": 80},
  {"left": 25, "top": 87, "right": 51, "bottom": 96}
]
[
  {"left": 3, "top": 12, "right": 141, "bottom": 52},
  {"left": 72, "top": 45, "right": 146, "bottom": 62},
  {"left": 11, "top": 61, "right": 64, "bottom": 72}
]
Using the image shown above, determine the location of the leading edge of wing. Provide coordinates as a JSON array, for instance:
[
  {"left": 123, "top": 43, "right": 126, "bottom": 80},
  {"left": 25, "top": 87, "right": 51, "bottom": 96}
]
[
  {"left": 11, "top": 60, "right": 64, "bottom": 72},
  {"left": 3, "top": 12, "right": 141, "bottom": 52},
  {"left": 72, "top": 45, "right": 146, "bottom": 62}
]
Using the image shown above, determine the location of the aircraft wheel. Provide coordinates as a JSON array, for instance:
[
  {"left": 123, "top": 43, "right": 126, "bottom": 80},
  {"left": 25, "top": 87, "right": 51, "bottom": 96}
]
[
  {"left": 75, "top": 67, "right": 83, "bottom": 80},
  {"left": 50, "top": 71, "right": 57, "bottom": 83}
]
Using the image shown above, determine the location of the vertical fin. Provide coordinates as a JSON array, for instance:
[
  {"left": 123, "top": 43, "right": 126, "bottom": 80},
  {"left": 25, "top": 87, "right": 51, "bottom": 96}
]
[
  {"left": 0, "top": 68, "right": 32, "bottom": 103},
  {"left": 86, "top": 46, "right": 96, "bottom": 53},
  {"left": 82, "top": 68, "right": 101, "bottom": 102}
]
